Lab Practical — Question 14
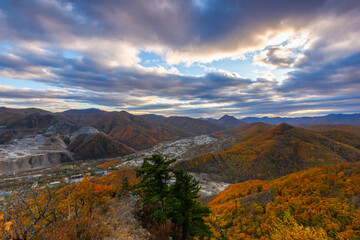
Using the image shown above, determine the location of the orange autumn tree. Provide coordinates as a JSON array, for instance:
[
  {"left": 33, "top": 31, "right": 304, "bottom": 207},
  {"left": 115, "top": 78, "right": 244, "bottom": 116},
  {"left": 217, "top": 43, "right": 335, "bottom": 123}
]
[
  {"left": 57, "top": 177, "right": 114, "bottom": 218},
  {"left": 99, "top": 168, "right": 138, "bottom": 196},
  {"left": 98, "top": 159, "right": 122, "bottom": 170},
  {"left": 0, "top": 187, "right": 61, "bottom": 240}
]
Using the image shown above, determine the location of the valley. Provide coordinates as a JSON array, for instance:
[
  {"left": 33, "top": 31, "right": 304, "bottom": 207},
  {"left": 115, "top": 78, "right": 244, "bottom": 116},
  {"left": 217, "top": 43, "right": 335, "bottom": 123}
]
[
  {"left": 0, "top": 134, "right": 232, "bottom": 202},
  {"left": 1, "top": 107, "right": 360, "bottom": 239},
  {"left": 1, "top": 108, "right": 360, "bottom": 201}
]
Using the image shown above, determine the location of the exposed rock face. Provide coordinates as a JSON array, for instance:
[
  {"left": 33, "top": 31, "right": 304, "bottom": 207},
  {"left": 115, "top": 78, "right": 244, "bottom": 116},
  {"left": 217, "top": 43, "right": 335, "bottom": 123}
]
[
  {"left": 0, "top": 151, "right": 73, "bottom": 175},
  {"left": 0, "top": 134, "right": 73, "bottom": 175},
  {"left": 46, "top": 122, "right": 81, "bottom": 135},
  {"left": 70, "top": 126, "right": 100, "bottom": 141}
]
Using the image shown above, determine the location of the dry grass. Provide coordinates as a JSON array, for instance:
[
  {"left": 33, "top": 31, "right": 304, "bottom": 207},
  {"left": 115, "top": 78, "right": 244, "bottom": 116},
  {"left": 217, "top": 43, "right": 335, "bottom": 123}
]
[{"left": 101, "top": 194, "right": 150, "bottom": 240}]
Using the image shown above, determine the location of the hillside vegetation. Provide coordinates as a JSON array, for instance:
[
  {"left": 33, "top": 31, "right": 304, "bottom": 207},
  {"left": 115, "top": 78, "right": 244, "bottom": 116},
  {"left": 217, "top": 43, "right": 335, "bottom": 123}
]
[
  {"left": 208, "top": 115, "right": 246, "bottom": 128},
  {"left": 94, "top": 111, "right": 193, "bottom": 150},
  {"left": 58, "top": 108, "right": 109, "bottom": 126},
  {"left": 210, "top": 122, "right": 274, "bottom": 141},
  {"left": 0, "top": 107, "right": 50, "bottom": 126},
  {"left": 0, "top": 156, "right": 212, "bottom": 240},
  {"left": 68, "top": 133, "right": 135, "bottom": 160},
  {"left": 207, "top": 162, "right": 360, "bottom": 239},
  {"left": 308, "top": 124, "right": 360, "bottom": 133},
  {"left": 175, "top": 123, "right": 360, "bottom": 183},
  {"left": 318, "top": 130, "right": 360, "bottom": 149},
  {"left": 144, "top": 114, "right": 227, "bottom": 134},
  {"left": 6, "top": 113, "right": 66, "bottom": 131},
  {"left": 0, "top": 168, "right": 141, "bottom": 240}
]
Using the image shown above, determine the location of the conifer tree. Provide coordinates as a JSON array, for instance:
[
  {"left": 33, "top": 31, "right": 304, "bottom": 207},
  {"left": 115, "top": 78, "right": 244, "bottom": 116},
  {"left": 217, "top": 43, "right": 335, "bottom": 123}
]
[
  {"left": 121, "top": 176, "right": 131, "bottom": 192},
  {"left": 166, "top": 169, "right": 212, "bottom": 240},
  {"left": 136, "top": 154, "right": 175, "bottom": 222}
]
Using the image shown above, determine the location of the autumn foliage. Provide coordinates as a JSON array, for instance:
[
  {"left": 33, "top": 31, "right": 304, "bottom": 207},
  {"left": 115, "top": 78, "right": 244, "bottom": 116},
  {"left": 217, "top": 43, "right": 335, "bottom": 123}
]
[
  {"left": 0, "top": 168, "right": 138, "bottom": 239},
  {"left": 98, "top": 159, "right": 122, "bottom": 169},
  {"left": 68, "top": 133, "right": 134, "bottom": 160},
  {"left": 207, "top": 162, "right": 360, "bottom": 239},
  {"left": 93, "top": 111, "right": 192, "bottom": 150},
  {"left": 175, "top": 123, "right": 360, "bottom": 183}
]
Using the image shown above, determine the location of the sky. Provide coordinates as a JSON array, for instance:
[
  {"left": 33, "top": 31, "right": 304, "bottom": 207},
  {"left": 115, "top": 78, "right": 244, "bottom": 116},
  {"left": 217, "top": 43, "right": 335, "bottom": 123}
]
[{"left": 0, "top": 0, "right": 359, "bottom": 118}]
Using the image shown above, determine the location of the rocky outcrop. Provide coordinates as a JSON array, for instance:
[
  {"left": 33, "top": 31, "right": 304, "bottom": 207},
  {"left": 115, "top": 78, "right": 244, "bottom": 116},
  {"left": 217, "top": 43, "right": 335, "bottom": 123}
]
[
  {"left": 0, "top": 151, "right": 73, "bottom": 175},
  {"left": 46, "top": 122, "right": 81, "bottom": 135},
  {"left": 0, "top": 134, "right": 73, "bottom": 175}
]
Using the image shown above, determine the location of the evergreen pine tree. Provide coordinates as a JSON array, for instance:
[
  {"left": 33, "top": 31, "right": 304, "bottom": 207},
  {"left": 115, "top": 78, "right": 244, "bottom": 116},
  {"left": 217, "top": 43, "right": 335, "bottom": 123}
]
[
  {"left": 136, "top": 154, "right": 175, "bottom": 222},
  {"left": 121, "top": 177, "right": 131, "bottom": 192},
  {"left": 166, "top": 169, "right": 212, "bottom": 240},
  {"left": 119, "top": 176, "right": 132, "bottom": 197}
]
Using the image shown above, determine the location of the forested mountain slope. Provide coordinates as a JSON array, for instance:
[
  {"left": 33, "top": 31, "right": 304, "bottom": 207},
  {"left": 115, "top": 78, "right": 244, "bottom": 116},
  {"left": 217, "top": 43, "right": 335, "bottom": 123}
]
[
  {"left": 143, "top": 114, "right": 227, "bottom": 134},
  {"left": 208, "top": 162, "right": 360, "bottom": 239},
  {"left": 175, "top": 123, "right": 360, "bottom": 182},
  {"left": 94, "top": 111, "right": 193, "bottom": 150}
]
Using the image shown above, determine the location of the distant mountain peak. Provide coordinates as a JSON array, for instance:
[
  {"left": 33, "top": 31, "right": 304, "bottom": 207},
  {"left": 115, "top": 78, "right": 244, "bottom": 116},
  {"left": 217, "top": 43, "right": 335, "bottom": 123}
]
[
  {"left": 63, "top": 108, "right": 106, "bottom": 114},
  {"left": 219, "top": 114, "right": 236, "bottom": 121},
  {"left": 271, "top": 123, "right": 295, "bottom": 134},
  {"left": 215, "top": 115, "right": 246, "bottom": 128},
  {"left": 119, "top": 110, "right": 130, "bottom": 114}
]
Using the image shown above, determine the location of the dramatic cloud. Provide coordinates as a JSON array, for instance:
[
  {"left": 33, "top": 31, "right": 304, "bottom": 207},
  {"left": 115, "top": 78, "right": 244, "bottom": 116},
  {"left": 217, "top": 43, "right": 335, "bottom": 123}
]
[
  {"left": 0, "top": 0, "right": 331, "bottom": 64},
  {"left": 0, "top": 0, "right": 359, "bottom": 117},
  {"left": 280, "top": 53, "right": 360, "bottom": 95},
  {"left": 254, "top": 47, "right": 299, "bottom": 69}
]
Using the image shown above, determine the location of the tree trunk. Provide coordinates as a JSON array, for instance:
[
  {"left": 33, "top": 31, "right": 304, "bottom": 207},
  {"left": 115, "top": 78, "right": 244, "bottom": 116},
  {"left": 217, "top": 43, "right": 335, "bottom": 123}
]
[{"left": 182, "top": 221, "right": 189, "bottom": 240}]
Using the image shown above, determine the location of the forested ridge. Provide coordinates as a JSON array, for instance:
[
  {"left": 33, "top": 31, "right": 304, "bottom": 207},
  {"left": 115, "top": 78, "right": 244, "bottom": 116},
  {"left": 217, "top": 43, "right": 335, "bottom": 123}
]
[
  {"left": 175, "top": 123, "right": 360, "bottom": 183},
  {"left": 207, "top": 162, "right": 360, "bottom": 239}
]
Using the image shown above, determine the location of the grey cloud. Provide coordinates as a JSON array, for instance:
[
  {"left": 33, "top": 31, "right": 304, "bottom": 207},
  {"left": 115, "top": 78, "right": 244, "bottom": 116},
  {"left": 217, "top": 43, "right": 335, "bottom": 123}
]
[
  {"left": 0, "top": 0, "right": 330, "bottom": 49},
  {"left": 54, "top": 68, "right": 252, "bottom": 102},
  {"left": 0, "top": 88, "right": 66, "bottom": 99},
  {"left": 10, "top": 52, "right": 251, "bottom": 102},
  {"left": 1, "top": 0, "right": 360, "bottom": 117},
  {"left": 279, "top": 52, "right": 360, "bottom": 95},
  {"left": 127, "top": 104, "right": 179, "bottom": 111},
  {"left": 0, "top": 53, "right": 28, "bottom": 70},
  {"left": 226, "top": 96, "right": 360, "bottom": 117},
  {"left": 4, "top": 45, "right": 359, "bottom": 117},
  {"left": 255, "top": 47, "right": 296, "bottom": 68}
]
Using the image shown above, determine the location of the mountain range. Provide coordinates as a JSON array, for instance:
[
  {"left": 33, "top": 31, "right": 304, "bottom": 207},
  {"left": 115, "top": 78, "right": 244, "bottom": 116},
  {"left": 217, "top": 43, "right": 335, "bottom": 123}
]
[
  {"left": 174, "top": 123, "right": 360, "bottom": 183},
  {"left": 242, "top": 113, "right": 360, "bottom": 126},
  {"left": 143, "top": 114, "right": 228, "bottom": 134},
  {"left": 0, "top": 107, "right": 225, "bottom": 174},
  {"left": 1, "top": 107, "right": 360, "bottom": 238},
  {"left": 1, "top": 107, "right": 360, "bottom": 175}
]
